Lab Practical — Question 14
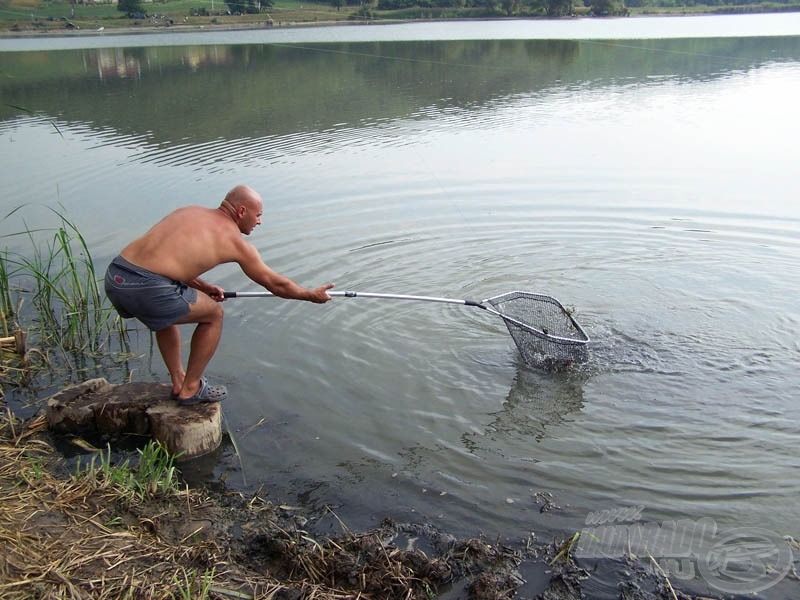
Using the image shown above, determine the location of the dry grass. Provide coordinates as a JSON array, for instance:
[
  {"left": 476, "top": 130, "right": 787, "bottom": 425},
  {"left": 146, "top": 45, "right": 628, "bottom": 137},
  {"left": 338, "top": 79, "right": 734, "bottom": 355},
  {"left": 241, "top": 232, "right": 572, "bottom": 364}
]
[
  {"left": 0, "top": 408, "right": 529, "bottom": 599},
  {"left": 0, "top": 410, "right": 350, "bottom": 598}
]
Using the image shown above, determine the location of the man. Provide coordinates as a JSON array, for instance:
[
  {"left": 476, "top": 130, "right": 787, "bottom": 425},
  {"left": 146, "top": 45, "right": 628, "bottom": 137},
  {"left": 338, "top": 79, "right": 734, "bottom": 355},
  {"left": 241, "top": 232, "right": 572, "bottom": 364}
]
[{"left": 105, "top": 185, "right": 334, "bottom": 405}]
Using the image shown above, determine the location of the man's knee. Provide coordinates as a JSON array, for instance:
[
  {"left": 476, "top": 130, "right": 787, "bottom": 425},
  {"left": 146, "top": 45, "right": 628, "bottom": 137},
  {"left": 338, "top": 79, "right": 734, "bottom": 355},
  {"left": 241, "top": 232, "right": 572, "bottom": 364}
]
[
  {"left": 205, "top": 301, "right": 224, "bottom": 323},
  {"left": 178, "top": 298, "right": 224, "bottom": 325}
]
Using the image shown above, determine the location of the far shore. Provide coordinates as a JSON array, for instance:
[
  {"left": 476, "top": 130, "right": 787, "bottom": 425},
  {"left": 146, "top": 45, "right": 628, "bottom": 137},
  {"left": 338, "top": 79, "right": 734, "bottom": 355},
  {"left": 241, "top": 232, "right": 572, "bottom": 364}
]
[
  {"left": 2, "top": 8, "right": 798, "bottom": 40},
  {"left": 0, "top": 19, "right": 366, "bottom": 39}
]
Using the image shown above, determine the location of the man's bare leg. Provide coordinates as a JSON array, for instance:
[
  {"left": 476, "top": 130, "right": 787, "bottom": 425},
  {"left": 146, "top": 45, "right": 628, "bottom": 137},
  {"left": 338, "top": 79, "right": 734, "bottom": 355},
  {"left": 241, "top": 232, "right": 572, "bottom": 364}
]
[
  {"left": 155, "top": 325, "right": 185, "bottom": 397},
  {"left": 172, "top": 293, "right": 224, "bottom": 401}
]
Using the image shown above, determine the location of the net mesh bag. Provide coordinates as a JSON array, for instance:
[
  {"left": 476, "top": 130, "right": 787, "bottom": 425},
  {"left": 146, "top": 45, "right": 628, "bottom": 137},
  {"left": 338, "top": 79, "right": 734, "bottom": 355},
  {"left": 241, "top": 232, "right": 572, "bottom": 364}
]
[{"left": 484, "top": 292, "right": 589, "bottom": 365}]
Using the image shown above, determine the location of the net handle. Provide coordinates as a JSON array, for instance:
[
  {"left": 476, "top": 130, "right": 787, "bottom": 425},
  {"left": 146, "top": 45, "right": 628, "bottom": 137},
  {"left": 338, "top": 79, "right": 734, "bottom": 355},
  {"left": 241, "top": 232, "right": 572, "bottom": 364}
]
[
  {"left": 223, "top": 290, "right": 589, "bottom": 346},
  {"left": 224, "top": 290, "right": 485, "bottom": 307}
]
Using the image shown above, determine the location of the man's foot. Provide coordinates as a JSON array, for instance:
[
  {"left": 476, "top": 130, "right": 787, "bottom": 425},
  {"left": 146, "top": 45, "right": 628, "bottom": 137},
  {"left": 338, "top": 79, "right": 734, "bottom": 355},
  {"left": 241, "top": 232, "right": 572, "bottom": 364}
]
[
  {"left": 169, "top": 377, "right": 185, "bottom": 400},
  {"left": 176, "top": 377, "right": 227, "bottom": 406}
]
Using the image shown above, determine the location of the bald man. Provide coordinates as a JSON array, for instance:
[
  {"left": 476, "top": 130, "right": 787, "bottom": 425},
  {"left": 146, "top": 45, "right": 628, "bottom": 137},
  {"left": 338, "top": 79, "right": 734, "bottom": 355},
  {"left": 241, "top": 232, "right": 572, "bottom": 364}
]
[{"left": 105, "top": 185, "right": 334, "bottom": 405}]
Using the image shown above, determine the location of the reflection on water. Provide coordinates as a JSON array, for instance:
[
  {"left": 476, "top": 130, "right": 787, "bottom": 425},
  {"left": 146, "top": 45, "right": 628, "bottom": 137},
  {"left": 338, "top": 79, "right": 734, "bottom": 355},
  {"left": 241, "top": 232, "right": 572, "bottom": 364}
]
[
  {"left": 2, "top": 24, "right": 800, "bottom": 597},
  {"left": 3, "top": 36, "right": 799, "bottom": 154},
  {"left": 467, "top": 366, "right": 586, "bottom": 448},
  {"left": 90, "top": 45, "right": 236, "bottom": 80}
]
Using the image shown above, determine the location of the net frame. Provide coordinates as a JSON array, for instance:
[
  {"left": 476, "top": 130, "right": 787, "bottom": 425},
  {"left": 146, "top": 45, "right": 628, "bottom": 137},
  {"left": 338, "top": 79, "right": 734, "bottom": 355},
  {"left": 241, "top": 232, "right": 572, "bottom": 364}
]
[{"left": 484, "top": 291, "right": 590, "bottom": 364}]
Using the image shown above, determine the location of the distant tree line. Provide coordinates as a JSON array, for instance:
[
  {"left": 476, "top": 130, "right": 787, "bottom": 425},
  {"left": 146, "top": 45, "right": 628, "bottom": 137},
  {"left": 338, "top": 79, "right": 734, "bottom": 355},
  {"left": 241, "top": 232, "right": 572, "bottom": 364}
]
[
  {"left": 117, "top": 0, "right": 799, "bottom": 17},
  {"left": 333, "top": 0, "right": 588, "bottom": 16},
  {"left": 626, "top": 0, "right": 798, "bottom": 6},
  {"left": 334, "top": 0, "right": 799, "bottom": 15},
  {"left": 222, "top": 0, "right": 275, "bottom": 14},
  {"left": 367, "top": 0, "right": 579, "bottom": 15},
  {"left": 331, "top": 0, "right": 623, "bottom": 16},
  {"left": 119, "top": 0, "right": 275, "bottom": 16}
]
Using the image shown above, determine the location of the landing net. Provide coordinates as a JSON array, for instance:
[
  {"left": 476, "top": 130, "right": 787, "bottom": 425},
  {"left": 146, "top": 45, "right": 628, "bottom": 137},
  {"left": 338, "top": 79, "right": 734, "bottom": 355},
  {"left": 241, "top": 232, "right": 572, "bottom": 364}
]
[{"left": 484, "top": 292, "right": 590, "bottom": 365}]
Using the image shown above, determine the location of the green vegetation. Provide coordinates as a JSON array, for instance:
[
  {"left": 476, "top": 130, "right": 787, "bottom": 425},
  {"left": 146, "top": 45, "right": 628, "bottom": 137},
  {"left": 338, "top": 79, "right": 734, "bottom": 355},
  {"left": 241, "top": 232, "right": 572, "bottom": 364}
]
[
  {"left": 0, "top": 205, "right": 127, "bottom": 396},
  {"left": 224, "top": 0, "right": 273, "bottom": 15},
  {"left": 2, "top": 206, "right": 121, "bottom": 353},
  {"left": 117, "top": 0, "right": 145, "bottom": 16},
  {"left": 0, "top": 0, "right": 365, "bottom": 32},
  {"left": 0, "top": 251, "right": 13, "bottom": 335},
  {"left": 0, "top": 0, "right": 797, "bottom": 33},
  {"left": 74, "top": 440, "right": 182, "bottom": 502}
]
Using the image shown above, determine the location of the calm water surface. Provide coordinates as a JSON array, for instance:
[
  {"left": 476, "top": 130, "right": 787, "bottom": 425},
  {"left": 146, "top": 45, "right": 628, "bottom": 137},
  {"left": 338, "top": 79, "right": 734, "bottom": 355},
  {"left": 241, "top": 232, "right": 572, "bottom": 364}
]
[{"left": 2, "top": 15, "right": 800, "bottom": 596}]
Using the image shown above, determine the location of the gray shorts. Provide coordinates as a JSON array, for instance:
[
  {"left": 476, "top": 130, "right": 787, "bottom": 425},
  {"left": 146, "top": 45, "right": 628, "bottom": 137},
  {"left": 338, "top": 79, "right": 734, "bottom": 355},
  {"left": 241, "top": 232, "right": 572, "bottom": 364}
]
[{"left": 104, "top": 255, "right": 197, "bottom": 331}]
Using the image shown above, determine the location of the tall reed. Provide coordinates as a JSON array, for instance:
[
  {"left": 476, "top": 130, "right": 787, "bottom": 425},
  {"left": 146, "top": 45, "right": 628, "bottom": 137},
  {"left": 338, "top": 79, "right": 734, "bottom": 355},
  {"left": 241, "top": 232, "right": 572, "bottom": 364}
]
[
  {"left": 1, "top": 205, "right": 125, "bottom": 356},
  {"left": 0, "top": 248, "right": 13, "bottom": 338}
]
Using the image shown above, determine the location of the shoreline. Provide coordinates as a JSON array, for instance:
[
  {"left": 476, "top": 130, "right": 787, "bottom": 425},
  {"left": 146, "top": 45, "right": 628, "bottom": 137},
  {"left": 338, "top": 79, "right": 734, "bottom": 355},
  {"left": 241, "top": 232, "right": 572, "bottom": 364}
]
[
  {"left": 4, "top": 385, "right": 800, "bottom": 598},
  {"left": 0, "top": 406, "right": 688, "bottom": 599},
  {"left": 0, "top": 18, "right": 375, "bottom": 39},
  {"left": 2, "top": 8, "right": 799, "bottom": 41}
]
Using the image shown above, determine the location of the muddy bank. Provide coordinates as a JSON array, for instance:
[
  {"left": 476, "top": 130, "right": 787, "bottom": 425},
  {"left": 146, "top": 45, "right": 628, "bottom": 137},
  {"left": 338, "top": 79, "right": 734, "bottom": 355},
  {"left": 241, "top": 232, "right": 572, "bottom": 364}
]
[{"left": 0, "top": 406, "right": 715, "bottom": 599}]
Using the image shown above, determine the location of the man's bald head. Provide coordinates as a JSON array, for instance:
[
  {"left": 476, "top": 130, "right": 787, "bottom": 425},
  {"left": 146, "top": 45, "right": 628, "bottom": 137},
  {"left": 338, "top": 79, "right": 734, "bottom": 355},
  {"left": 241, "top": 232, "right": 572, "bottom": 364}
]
[
  {"left": 224, "top": 185, "right": 262, "bottom": 211},
  {"left": 221, "top": 185, "right": 263, "bottom": 235}
]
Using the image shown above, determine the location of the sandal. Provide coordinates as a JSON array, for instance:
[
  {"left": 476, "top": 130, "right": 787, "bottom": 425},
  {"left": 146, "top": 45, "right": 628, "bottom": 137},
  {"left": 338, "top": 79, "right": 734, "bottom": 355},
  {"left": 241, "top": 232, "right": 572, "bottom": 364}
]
[{"left": 176, "top": 377, "right": 227, "bottom": 406}]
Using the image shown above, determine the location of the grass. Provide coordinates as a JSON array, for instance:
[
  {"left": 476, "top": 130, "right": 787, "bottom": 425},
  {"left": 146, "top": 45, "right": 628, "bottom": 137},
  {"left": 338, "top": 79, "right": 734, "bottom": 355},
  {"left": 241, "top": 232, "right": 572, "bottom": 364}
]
[
  {"left": 1, "top": 204, "right": 128, "bottom": 397},
  {"left": 2, "top": 208, "right": 119, "bottom": 351},
  {"left": 0, "top": 0, "right": 367, "bottom": 32},
  {"left": 0, "top": 414, "right": 238, "bottom": 600},
  {"left": 0, "top": 249, "right": 14, "bottom": 339},
  {"left": 0, "top": 0, "right": 797, "bottom": 33},
  {"left": 173, "top": 567, "right": 216, "bottom": 599},
  {"left": 74, "top": 440, "right": 182, "bottom": 502},
  {"left": 2, "top": 206, "right": 122, "bottom": 351},
  {"left": 1, "top": 407, "right": 542, "bottom": 599}
]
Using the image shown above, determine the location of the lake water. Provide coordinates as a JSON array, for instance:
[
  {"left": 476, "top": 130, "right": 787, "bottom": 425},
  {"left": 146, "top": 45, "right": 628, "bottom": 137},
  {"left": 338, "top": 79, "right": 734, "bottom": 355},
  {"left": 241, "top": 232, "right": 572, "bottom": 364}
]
[{"left": 2, "top": 14, "right": 800, "bottom": 597}]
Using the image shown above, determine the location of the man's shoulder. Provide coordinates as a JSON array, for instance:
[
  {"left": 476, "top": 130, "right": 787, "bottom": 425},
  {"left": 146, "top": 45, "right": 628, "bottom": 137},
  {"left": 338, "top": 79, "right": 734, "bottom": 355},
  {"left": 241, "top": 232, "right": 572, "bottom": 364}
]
[
  {"left": 163, "top": 205, "right": 212, "bottom": 222},
  {"left": 177, "top": 204, "right": 217, "bottom": 215},
  {"left": 231, "top": 234, "right": 257, "bottom": 251}
]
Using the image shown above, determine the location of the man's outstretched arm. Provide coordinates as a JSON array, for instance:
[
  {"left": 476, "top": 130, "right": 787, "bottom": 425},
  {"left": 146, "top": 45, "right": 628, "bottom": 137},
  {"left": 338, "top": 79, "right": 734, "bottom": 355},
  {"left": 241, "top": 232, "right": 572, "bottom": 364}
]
[{"left": 237, "top": 242, "right": 333, "bottom": 303}]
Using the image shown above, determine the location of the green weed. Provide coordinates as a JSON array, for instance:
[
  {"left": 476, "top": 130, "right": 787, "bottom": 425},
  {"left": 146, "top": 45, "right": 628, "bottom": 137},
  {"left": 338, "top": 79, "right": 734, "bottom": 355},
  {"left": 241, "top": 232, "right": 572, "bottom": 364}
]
[
  {"left": 0, "top": 248, "right": 14, "bottom": 337},
  {"left": 1, "top": 204, "right": 128, "bottom": 368},
  {"left": 74, "top": 441, "right": 182, "bottom": 502},
  {"left": 8, "top": 207, "right": 113, "bottom": 352},
  {"left": 173, "top": 567, "right": 215, "bottom": 600}
]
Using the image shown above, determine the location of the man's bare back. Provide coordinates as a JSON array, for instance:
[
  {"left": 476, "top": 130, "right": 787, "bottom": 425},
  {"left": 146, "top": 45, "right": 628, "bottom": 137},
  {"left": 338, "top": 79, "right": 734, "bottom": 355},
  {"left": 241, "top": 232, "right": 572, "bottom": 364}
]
[{"left": 121, "top": 205, "right": 243, "bottom": 283}]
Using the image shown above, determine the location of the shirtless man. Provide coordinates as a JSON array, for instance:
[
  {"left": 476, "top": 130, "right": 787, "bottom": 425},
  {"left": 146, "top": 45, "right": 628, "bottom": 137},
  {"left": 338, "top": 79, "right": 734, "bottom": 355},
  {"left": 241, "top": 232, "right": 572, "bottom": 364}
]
[{"left": 105, "top": 185, "right": 334, "bottom": 405}]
